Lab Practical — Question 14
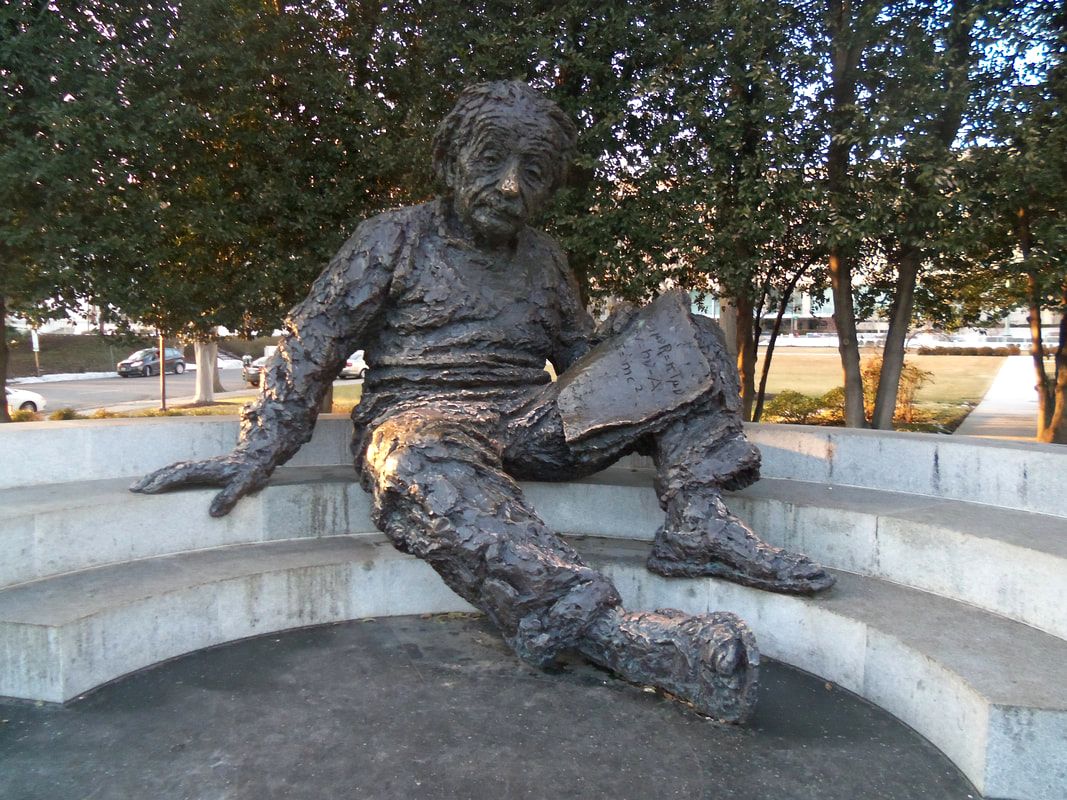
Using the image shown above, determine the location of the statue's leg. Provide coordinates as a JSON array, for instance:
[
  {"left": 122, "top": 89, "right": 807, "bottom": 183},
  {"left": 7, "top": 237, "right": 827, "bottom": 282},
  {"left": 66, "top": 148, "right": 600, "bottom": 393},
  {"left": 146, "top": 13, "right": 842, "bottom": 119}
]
[
  {"left": 503, "top": 308, "right": 832, "bottom": 595},
  {"left": 361, "top": 407, "right": 758, "bottom": 721},
  {"left": 644, "top": 315, "right": 834, "bottom": 594}
]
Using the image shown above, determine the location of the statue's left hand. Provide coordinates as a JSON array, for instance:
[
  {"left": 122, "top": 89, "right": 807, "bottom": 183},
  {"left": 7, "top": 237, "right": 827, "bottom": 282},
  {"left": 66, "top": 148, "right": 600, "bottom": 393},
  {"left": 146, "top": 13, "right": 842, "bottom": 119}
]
[{"left": 596, "top": 301, "right": 639, "bottom": 340}]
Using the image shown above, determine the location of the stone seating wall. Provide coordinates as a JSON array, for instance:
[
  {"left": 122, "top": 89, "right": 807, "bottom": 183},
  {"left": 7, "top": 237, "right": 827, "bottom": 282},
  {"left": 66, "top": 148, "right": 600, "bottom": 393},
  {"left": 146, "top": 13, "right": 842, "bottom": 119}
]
[{"left": 1, "top": 416, "right": 1064, "bottom": 800}]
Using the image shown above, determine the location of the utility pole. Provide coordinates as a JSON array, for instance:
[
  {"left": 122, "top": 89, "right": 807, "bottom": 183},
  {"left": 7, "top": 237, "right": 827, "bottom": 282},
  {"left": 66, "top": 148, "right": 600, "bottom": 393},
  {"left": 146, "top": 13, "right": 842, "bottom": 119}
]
[{"left": 158, "top": 332, "right": 167, "bottom": 411}]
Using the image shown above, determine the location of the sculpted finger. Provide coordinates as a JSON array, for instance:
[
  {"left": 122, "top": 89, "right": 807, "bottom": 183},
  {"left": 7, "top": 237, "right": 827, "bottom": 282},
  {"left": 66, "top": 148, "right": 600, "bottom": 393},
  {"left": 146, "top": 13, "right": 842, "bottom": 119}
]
[
  {"left": 130, "top": 459, "right": 234, "bottom": 494},
  {"left": 208, "top": 469, "right": 267, "bottom": 517}
]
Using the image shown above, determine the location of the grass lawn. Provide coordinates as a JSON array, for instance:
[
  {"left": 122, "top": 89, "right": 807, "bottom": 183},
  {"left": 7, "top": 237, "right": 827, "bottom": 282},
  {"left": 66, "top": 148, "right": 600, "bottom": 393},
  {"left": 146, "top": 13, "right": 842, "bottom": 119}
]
[
  {"left": 13, "top": 347, "right": 1005, "bottom": 434},
  {"left": 6, "top": 333, "right": 162, "bottom": 376},
  {"left": 756, "top": 347, "right": 1004, "bottom": 404}
]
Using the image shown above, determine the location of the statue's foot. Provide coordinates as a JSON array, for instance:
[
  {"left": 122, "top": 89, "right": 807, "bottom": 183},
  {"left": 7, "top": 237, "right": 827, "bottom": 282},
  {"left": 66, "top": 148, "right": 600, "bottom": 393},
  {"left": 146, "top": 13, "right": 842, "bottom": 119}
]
[
  {"left": 646, "top": 493, "right": 835, "bottom": 595},
  {"left": 580, "top": 607, "right": 759, "bottom": 723}
]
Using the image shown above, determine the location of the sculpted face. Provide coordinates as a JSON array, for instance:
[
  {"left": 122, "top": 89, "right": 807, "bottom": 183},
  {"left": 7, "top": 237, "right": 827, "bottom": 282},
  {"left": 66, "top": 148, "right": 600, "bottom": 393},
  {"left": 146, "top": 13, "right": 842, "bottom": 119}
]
[{"left": 448, "top": 114, "right": 561, "bottom": 246}]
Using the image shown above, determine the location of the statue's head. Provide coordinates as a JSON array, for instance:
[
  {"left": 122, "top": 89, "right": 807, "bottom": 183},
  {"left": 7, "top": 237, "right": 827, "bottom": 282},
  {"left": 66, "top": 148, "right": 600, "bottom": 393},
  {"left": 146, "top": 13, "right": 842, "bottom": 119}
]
[{"left": 432, "top": 81, "right": 578, "bottom": 245}]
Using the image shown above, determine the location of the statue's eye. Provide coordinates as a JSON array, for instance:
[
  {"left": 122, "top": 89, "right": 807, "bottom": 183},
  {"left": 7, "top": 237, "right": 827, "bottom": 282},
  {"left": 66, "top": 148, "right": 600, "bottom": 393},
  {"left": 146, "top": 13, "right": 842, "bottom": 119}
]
[{"left": 481, "top": 150, "right": 504, "bottom": 168}]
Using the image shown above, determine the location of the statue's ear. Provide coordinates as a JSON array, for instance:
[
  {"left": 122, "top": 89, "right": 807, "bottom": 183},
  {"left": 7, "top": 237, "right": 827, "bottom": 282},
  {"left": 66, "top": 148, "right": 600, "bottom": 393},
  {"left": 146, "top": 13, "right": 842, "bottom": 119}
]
[{"left": 441, "top": 157, "right": 458, "bottom": 192}]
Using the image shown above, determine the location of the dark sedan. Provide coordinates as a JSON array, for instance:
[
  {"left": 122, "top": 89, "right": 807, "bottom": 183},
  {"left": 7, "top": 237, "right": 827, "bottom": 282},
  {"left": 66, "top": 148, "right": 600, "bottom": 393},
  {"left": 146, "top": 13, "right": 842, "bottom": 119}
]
[{"left": 117, "top": 347, "right": 187, "bottom": 377}]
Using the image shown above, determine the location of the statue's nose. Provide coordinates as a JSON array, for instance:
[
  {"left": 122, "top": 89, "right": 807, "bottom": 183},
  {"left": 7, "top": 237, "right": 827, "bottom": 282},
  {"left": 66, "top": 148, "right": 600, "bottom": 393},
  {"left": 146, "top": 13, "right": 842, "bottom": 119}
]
[{"left": 498, "top": 162, "right": 521, "bottom": 197}]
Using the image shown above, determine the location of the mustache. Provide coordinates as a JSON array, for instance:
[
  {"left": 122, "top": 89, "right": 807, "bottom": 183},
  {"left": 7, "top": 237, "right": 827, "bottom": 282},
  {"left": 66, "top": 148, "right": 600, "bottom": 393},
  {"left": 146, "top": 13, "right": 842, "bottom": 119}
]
[{"left": 472, "top": 192, "right": 524, "bottom": 219}]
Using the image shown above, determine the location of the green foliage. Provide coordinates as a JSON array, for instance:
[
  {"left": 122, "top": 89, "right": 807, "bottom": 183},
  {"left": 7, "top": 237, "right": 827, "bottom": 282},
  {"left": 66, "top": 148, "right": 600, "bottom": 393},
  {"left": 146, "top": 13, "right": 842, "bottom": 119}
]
[
  {"left": 819, "top": 387, "right": 847, "bottom": 424},
  {"left": 916, "top": 345, "right": 1020, "bottom": 356},
  {"left": 763, "top": 390, "right": 824, "bottom": 424},
  {"left": 2, "top": 0, "right": 1061, "bottom": 432},
  {"left": 46, "top": 407, "right": 81, "bottom": 421}
]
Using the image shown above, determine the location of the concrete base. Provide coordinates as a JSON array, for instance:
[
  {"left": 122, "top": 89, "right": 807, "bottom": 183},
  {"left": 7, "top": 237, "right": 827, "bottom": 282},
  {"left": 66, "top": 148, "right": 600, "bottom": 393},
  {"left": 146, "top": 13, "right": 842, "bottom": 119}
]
[
  {"left": 0, "top": 615, "right": 981, "bottom": 800},
  {"left": 1, "top": 418, "right": 1064, "bottom": 799},
  {"left": 2, "top": 532, "right": 1064, "bottom": 799},
  {"left": 6, "top": 468, "right": 1064, "bottom": 640}
]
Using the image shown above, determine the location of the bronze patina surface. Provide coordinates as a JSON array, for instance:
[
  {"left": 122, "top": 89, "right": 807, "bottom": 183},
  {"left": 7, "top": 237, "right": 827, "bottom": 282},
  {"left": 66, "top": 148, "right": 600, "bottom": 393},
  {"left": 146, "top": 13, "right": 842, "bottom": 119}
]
[{"left": 133, "top": 81, "right": 833, "bottom": 722}]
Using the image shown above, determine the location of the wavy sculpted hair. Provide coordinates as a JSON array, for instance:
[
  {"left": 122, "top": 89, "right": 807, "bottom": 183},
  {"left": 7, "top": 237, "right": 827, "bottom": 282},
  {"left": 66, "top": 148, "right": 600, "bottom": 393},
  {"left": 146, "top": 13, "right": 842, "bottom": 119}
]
[{"left": 431, "top": 81, "right": 578, "bottom": 194}]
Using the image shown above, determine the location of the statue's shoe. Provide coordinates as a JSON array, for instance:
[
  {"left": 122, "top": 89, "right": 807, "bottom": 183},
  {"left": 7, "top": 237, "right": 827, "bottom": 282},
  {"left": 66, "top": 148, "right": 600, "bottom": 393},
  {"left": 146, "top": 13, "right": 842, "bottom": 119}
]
[
  {"left": 646, "top": 493, "right": 835, "bottom": 595},
  {"left": 581, "top": 608, "right": 759, "bottom": 723}
]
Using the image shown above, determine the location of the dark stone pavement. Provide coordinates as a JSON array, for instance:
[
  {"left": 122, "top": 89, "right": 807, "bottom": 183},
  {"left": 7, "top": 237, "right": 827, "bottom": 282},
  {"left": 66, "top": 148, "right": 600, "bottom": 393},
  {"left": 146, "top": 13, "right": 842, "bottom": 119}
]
[{"left": 0, "top": 614, "right": 981, "bottom": 800}]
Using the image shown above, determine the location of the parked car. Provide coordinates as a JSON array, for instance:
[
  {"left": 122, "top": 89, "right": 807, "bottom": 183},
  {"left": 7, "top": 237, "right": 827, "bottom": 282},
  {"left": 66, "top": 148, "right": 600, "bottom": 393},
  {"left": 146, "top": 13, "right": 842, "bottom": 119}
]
[
  {"left": 242, "top": 355, "right": 269, "bottom": 387},
  {"left": 242, "top": 350, "right": 366, "bottom": 387},
  {"left": 117, "top": 347, "right": 186, "bottom": 377},
  {"left": 340, "top": 350, "right": 368, "bottom": 380},
  {"left": 6, "top": 386, "right": 47, "bottom": 414}
]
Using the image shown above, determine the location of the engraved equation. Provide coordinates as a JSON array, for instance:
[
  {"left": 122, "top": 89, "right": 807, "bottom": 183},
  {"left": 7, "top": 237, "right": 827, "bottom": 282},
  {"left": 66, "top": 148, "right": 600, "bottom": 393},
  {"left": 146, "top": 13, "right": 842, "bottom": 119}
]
[{"left": 556, "top": 291, "right": 715, "bottom": 442}]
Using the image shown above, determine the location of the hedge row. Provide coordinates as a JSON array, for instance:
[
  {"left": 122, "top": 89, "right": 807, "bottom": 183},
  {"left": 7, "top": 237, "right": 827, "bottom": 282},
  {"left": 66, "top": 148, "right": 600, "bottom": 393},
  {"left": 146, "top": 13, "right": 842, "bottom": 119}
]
[{"left": 915, "top": 345, "right": 1021, "bottom": 356}]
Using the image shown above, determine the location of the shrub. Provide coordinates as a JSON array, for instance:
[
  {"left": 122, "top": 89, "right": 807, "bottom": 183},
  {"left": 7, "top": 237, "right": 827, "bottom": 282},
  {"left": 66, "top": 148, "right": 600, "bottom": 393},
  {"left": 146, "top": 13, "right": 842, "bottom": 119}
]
[
  {"left": 860, "top": 356, "right": 933, "bottom": 423},
  {"left": 132, "top": 407, "right": 184, "bottom": 417},
  {"left": 9, "top": 409, "right": 39, "bottom": 422},
  {"left": 912, "top": 345, "right": 1019, "bottom": 356},
  {"left": 47, "top": 407, "right": 82, "bottom": 421},
  {"left": 89, "top": 408, "right": 117, "bottom": 419},
  {"left": 818, "top": 386, "right": 847, "bottom": 423},
  {"left": 763, "top": 390, "right": 824, "bottom": 424}
]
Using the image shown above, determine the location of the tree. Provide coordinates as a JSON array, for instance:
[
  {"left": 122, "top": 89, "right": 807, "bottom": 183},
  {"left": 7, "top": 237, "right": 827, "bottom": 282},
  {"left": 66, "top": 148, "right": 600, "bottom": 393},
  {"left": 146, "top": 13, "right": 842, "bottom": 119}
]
[
  {"left": 865, "top": 0, "right": 996, "bottom": 430},
  {"left": 49, "top": 1, "right": 432, "bottom": 403},
  {"left": 818, "top": 0, "right": 891, "bottom": 427},
  {"left": 947, "top": 5, "right": 1066, "bottom": 442},
  {"left": 0, "top": 1, "right": 115, "bottom": 420}
]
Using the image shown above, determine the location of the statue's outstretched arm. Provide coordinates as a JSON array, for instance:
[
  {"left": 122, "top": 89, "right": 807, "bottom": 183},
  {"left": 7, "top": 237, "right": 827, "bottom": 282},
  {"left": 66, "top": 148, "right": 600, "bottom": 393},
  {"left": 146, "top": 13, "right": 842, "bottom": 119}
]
[{"left": 131, "top": 213, "right": 403, "bottom": 516}]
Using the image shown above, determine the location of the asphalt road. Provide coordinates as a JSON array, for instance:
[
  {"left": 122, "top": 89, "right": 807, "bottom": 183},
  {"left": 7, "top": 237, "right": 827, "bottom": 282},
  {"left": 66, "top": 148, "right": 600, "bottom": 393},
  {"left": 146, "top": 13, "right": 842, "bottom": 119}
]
[
  {"left": 21, "top": 371, "right": 361, "bottom": 412},
  {"left": 20, "top": 371, "right": 252, "bottom": 412}
]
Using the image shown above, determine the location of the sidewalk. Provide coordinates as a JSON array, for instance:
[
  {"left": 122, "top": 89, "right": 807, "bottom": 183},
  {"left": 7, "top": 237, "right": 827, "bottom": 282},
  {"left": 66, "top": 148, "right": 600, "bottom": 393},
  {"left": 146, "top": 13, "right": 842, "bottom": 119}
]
[
  {"left": 953, "top": 355, "right": 1038, "bottom": 440},
  {"left": 93, "top": 386, "right": 255, "bottom": 414}
]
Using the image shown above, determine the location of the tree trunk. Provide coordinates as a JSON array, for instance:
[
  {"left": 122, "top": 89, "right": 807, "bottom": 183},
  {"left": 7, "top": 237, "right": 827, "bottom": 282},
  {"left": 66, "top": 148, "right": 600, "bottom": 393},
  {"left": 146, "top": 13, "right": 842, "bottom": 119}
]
[
  {"left": 753, "top": 267, "right": 806, "bottom": 422},
  {"left": 830, "top": 247, "right": 867, "bottom": 426},
  {"left": 718, "top": 297, "right": 740, "bottom": 362},
  {"left": 212, "top": 349, "right": 225, "bottom": 393},
  {"left": 753, "top": 292, "right": 790, "bottom": 423},
  {"left": 872, "top": 247, "right": 922, "bottom": 429},
  {"left": 1017, "top": 207, "right": 1058, "bottom": 442},
  {"left": 735, "top": 292, "right": 757, "bottom": 421},
  {"left": 827, "top": 0, "right": 870, "bottom": 428},
  {"left": 193, "top": 340, "right": 217, "bottom": 404},
  {"left": 1026, "top": 271, "right": 1052, "bottom": 438},
  {"left": 0, "top": 295, "right": 10, "bottom": 423},
  {"left": 1044, "top": 291, "right": 1067, "bottom": 444}
]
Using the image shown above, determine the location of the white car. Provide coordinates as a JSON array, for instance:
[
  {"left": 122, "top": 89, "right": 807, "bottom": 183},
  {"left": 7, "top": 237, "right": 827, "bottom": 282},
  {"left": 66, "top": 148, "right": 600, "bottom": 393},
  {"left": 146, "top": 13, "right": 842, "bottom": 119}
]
[
  {"left": 243, "top": 350, "right": 367, "bottom": 387},
  {"left": 6, "top": 386, "right": 47, "bottom": 413},
  {"left": 340, "top": 350, "right": 368, "bottom": 380}
]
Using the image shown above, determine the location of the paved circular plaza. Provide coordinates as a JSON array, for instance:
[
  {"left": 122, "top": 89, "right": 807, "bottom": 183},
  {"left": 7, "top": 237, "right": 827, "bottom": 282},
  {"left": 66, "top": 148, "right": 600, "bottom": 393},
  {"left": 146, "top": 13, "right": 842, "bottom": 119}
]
[{"left": 0, "top": 614, "right": 979, "bottom": 800}]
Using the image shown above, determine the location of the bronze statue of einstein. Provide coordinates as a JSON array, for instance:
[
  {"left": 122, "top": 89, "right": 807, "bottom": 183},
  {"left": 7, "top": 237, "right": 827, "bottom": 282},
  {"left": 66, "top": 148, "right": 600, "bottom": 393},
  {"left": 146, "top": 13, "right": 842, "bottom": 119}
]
[{"left": 134, "top": 81, "right": 833, "bottom": 722}]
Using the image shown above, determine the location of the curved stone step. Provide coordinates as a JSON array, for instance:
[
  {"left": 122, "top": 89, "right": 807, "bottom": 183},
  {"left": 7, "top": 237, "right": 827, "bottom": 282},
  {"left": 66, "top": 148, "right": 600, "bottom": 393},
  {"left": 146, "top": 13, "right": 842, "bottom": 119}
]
[
  {"left": 577, "top": 537, "right": 1067, "bottom": 800},
  {"left": 0, "top": 535, "right": 472, "bottom": 704},
  {"left": 4, "top": 467, "right": 1065, "bottom": 642},
  {"left": 0, "top": 534, "right": 1063, "bottom": 799},
  {"left": 4, "top": 418, "right": 1064, "bottom": 518}
]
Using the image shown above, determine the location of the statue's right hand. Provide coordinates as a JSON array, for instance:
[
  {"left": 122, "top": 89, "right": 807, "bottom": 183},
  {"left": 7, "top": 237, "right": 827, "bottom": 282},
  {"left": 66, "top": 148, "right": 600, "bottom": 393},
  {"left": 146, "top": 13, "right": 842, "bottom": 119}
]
[{"left": 129, "top": 454, "right": 272, "bottom": 517}]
